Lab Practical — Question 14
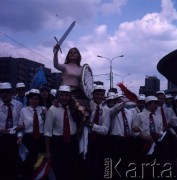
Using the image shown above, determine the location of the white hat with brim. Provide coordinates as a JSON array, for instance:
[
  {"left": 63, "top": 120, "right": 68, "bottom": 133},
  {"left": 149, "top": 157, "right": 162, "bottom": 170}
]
[
  {"left": 106, "top": 95, "right": 115, "bottom": 100},
  {"left": 16, "top": 82, "right": 25, "bottom": 88},
  {"left": 0, "top": 82, "right": 12, "bottom": 89},
  {"left": 156, "top": 90, "right": 165, "bottom": 95},
  {"left": 138, "top": 94, "right": 145, "bottom": 101},
  {"left": 25, "top": 91, "right": 29, "bottom": 96},
  {"left": 108, "top": 92, "right": 115, "bottom": 97},
  {"left": 165, "top": 94, "right": 173, "bottom": 99},
  {"left": 29, "top": 89, "right": 40, "bottom": 95},
  {"left": 93, "top": 85, "right": 105, "bottom": 91},
  {"left": 174, "top": 95, "right": 177, "bottom": 101},
  {"left": 145, "top": 96, "right": 158, "bottom": 104},
  {"left": 50, "top": 89, "right": 57, "bottom": 96},
  {"left": 114, "top": 93, "right": 124, "bottom": 99},
  {"left": 58, "top": 85, "right": 71, "bottom": 92}
]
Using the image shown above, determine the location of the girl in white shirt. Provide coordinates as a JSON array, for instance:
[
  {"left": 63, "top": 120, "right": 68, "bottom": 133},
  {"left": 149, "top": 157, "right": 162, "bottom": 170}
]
[{"left": 18, "top": 89, "right": 46, "bottom": 179}]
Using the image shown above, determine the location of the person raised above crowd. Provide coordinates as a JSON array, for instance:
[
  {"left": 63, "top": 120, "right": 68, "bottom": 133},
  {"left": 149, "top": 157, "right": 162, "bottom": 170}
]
[
  {"left": 53, "top": 44, "right": 82, "bottom": 90},
  {"left": 53, "top": 44, "right": 92, "bottom": 140}
]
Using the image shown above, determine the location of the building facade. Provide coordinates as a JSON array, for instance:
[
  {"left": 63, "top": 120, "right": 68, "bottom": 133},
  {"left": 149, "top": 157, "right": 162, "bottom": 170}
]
[
  {"left": 139, "top": 75, "right": 160, "bottom": 96},
  {"left": 165, "top": 81, "right": 177, "bottom": 96},
  {"left": 0, "top": 57, "right": 61, "bottom": 92}
]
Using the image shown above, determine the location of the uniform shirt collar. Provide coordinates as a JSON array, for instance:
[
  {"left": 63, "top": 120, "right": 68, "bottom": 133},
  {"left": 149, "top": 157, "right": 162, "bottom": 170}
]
[
  {"left": 91, "top": 100, "right": 102, "bottom": 109},
  {"left": 29, "top": 105, "right": 40, "bottom": 111},
  {"left": 1, "top": 99, "right": 14, "bottom": 107},
  {"left": 145, "top": 109, "right": 156, "bottom": 115}
]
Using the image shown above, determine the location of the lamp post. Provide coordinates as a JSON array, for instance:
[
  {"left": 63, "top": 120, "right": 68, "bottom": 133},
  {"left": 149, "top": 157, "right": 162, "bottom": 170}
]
[
  {"left": 114, "top": 73, "right": 131, "bottom": 83},
  {"left": 97, "top": 55, "right": 124, "bottom": 89}
]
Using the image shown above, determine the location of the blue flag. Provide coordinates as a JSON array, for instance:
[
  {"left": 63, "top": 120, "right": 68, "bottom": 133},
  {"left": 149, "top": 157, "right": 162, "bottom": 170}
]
[{"left": 30, "top": 67, "right": 47, "bottom": 89}]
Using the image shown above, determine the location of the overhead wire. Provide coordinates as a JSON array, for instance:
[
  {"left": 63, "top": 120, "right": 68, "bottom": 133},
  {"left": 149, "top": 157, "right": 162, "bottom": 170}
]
[{"left": 0, "top": 31, "right": 52, "bottom": 61}]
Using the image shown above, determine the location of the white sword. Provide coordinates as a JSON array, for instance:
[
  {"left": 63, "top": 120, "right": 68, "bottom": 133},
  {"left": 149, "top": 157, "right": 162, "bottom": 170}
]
[{"left": 54, "top": 21, "right": 75, "bottom": 53}]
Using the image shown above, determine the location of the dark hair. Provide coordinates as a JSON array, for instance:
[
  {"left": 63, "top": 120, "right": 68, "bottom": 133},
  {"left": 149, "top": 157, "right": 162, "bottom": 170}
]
[
  {"left": 40, "top": 86, "right": 50, "bottom": 92},
  {"left": 26, "top": 93, "right": 41, "bottom": 106},
  {"left": 64, "top": 47, "right": 81, "bottom": 66}
]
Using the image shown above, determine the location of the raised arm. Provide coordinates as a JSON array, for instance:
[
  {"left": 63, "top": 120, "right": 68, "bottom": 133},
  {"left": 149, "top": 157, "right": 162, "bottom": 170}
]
[{"left": 53, "top": 44, "right": 61, "bottom": 70}]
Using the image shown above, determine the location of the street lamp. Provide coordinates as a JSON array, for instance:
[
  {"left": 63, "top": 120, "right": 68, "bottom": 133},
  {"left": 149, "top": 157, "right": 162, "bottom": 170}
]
[
  {"left": 97, "top": 55, "right": 124, "bottom": 89},
  {"left": 114, "top": 73, "right": 131, "bottom": 83}
]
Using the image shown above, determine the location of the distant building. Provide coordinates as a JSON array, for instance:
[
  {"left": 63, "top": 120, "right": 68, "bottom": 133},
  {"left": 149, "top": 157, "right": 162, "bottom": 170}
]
[
  {"left": 139, "top": 75, "right": 160, "bottom": 96},
  {"left": 0, "top": 57, "right": 62, "bottom": 92},
  {"left": 51, "top": 72, "right": 62, "bottom": 90},
  {"left": 94, "top": 81, "right": 104, "bottom": 85},
  {"left": 165, "top": 81, "right": 177, "bottom": 96},
  {"left": 168, "top": 81, "right": 177, "bottom": 90}
]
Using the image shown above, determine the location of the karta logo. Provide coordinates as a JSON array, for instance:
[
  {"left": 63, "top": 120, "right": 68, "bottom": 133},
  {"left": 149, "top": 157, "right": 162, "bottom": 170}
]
[{"left": 104, "top": 158, "right": 176, "bottom": 179}]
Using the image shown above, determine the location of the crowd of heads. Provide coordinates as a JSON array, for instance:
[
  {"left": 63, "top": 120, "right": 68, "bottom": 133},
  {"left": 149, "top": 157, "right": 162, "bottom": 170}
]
[{"left": 1, "top": 81, "right": 177, "bottom": 113}]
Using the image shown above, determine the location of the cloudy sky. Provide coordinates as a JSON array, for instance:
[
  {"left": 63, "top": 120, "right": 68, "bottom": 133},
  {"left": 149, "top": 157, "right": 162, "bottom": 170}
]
[{"left": 1, "top": 0, "right": 177, "bottom": 95}]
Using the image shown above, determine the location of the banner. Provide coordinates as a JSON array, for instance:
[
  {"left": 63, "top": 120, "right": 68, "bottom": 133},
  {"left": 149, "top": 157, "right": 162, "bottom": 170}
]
[{"left": 30, "top": 67, "right": 47, "bottom": 89}]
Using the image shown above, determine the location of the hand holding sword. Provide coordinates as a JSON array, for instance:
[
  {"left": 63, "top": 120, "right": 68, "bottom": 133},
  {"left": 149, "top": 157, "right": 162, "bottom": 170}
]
[
  {"left": 53, "top": 42, "right": 61, "bottom": 54},
  {"left": 53, "top": 21, "right": 76, "bottom": 54}
]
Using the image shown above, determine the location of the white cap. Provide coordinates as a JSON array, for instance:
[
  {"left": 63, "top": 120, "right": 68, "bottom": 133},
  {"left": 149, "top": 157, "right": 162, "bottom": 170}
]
[
  {"left": 29, "top": 89, "right": 40, "bottom": 94},
  {"left": 107, "top": 92, "right": 115, "bottom": 100},
  {"left": 108, "top": 91, "right": 115, "bottom": 97},
  {"left": 174, "top": 95, "right": 177, "bottom": 101},
  {"left": 0, "top": 82, "right": 12, "bottom": 89},
  {"left": 156, "top": 90, "right": 165, "bottom": 95},
  {"left": 16, "top": 82, "right": 25, "bottom": 88},
  {"left": 114, "top": 93, "right": 124, "bottom": 99},
  {"left": 50, "top": 89, "right": 57, "bottom": 97},
  {"left": 165, "top": 94, "right": 173, "bottom": 99},
  {"left": 58, "top": 85, "right": 71, "bottom": 92},
  {"left": 145, "top": 96, "right": 158, "bottom": 103},
  {"left": 93, "top": 85, "right": 105, "bottom": 91},
  {"left": 125, "top": 101, "right": 137, "bottom": 107},
  {"left": 138, "top": 94, "right": 145, "bottom": 101},
  {"left": 25, "top": 91, "right": 29, "bottom": 96},
  {"left": 107, "top": 95, "right": 115, "bottom": 100}
]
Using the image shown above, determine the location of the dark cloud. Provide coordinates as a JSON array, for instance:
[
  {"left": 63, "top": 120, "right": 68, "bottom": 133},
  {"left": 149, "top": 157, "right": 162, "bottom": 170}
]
[
  {"left": 0, "top": 0, "right": 46, "bottom": 32},
  {"left": 0, "top": 0, "right": 96, "bottom": 32}
]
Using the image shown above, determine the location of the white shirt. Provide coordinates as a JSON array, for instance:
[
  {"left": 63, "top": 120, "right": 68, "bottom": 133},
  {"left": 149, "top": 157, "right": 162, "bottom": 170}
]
[
  {"left": 57, "top": 64, "right": 82, "bottom": 87},
  {"left": 44, "top": 105, "right": 77, "bottom": 137},
  {"left": 90, "top": 100, "right": 110, "bottom": 135},
  {"left": 18, "top": 106, "right": 46, "bottom": 134},
  {"left": 131, "top": 107, "right": 145, "bottom": 116},
  {"left": 131, "top": 107, "right": 145, "bottom": 124},
  {"left": 156, "top": 105, "right": 172, "bottom": 124},
  {"left": 0, "top": 99, "right": 23, "bottom": 129},
  {"left": 132, "top": 109, "right": 163, "bottom": 136},
  {"left": 110, "top": 108, "right": 133, "bottom": 136}
]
